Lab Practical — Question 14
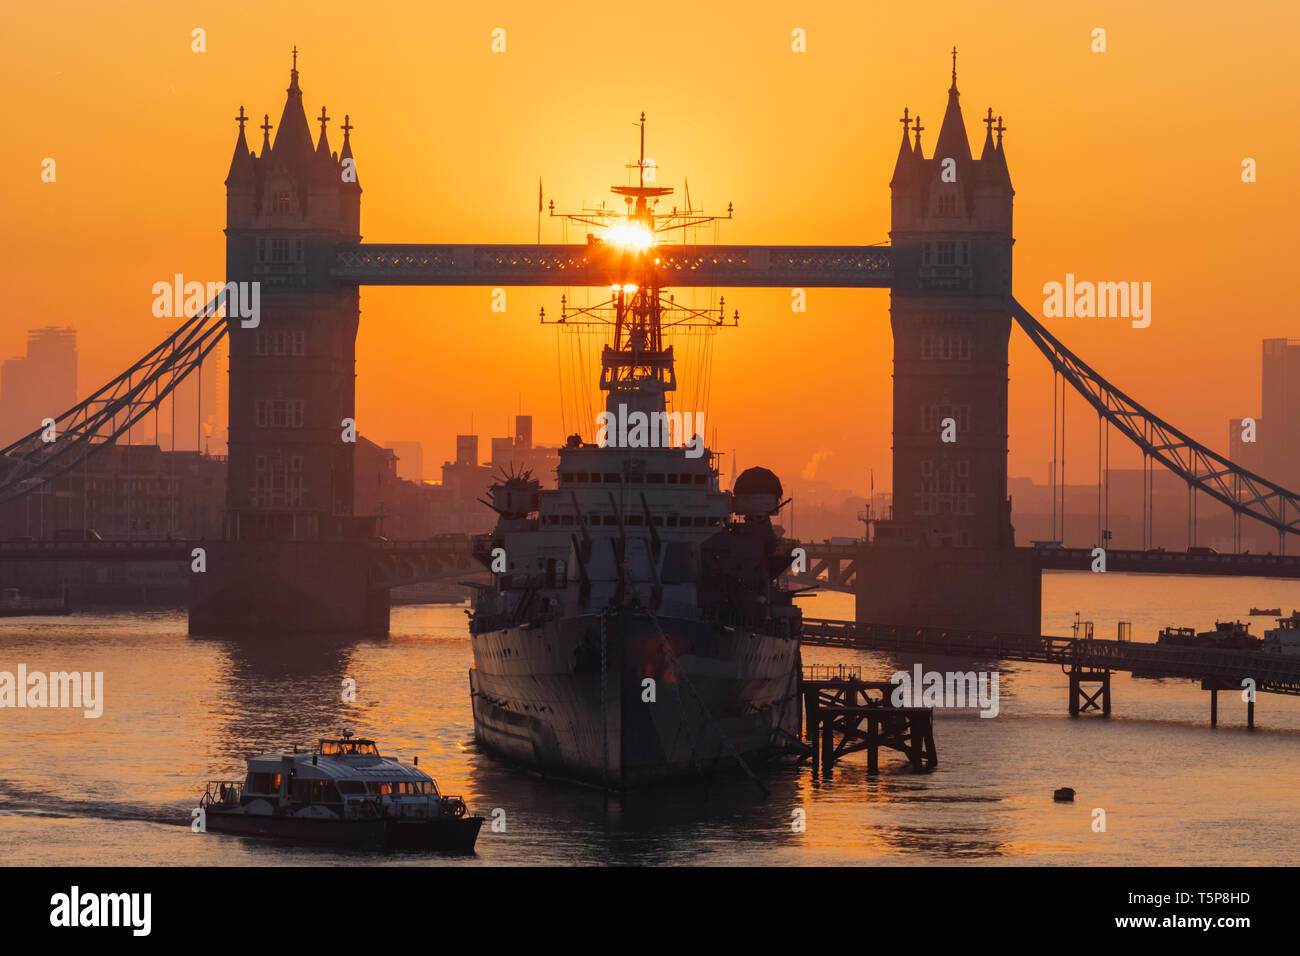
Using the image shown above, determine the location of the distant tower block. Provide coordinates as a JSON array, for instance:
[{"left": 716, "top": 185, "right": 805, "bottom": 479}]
[
  {"left": 0, "top": 327, "right": 77, "bottom": 447},
  {"left": 515, "top": 415, "right": 533, "bottom": 450},
  {"left": 859, "top": 55, "right": 1039, "bottom": 634},
  {"left": 456, "top": 435, "right": 479, "bottom": 467},
  {"left": 491, "top": 437, "right": 514, "bottom": 469}
]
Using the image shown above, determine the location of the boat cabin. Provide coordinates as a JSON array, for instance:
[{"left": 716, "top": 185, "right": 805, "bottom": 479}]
[
  {"left": 206, "top": 731, "right": 444, "bottom": 812},
  {"left": 1264, "top": 613, "right": 1300, "bottom": 655},
  {"left": 317, "top": 736, "right": 380, "bottom": 757}
]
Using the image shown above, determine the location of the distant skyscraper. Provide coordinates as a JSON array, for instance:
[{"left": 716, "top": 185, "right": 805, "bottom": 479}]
[
  {"left": 455, "top": 435, "right": 478, "bottom": 466},
  {"left": 1262, "top": 339, "right": 1300, "bottom": 487},
  {"left": 489, "top": 414, "right": 558, "bottom": 482},
  {"left": 490, "top": 436, "right": 514, "bottom": 467},
  {"left": 1228, "top": 417, "right": 1263, "bottom": 474},
  {"left": 1230, "top": 339, "right": 1300, "bottom": 488},
  {"left": 514, "top": 414, "right": 533, "bottom": 449},
  {"left": 0, "top": 327, "right": 77, "bottom": 446},
  {"left": 202, "top": 335, "right": 226, "bottom": 455}
]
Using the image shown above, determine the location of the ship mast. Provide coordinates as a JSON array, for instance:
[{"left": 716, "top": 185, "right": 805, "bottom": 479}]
[{"left": 544, "top": 114, "right": 737, "bottom": 423}]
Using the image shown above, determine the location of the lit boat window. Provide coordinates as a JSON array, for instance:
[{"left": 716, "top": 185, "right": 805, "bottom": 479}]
[{"left": 319, "top": 739, "right": 380, "bottom": 756}]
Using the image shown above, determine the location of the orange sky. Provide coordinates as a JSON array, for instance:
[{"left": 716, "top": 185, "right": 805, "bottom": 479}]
[{"left": 3, "top": 0, "right": 1298, "bottom": 494}]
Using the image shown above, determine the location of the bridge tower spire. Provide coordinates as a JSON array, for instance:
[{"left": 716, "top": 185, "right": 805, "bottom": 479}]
[
  {"left": 225, "top": 106, "right": 255, "bottom": 191},
  {"left": 890, "top": 108, "right": 916, "bottom": 187},
  {"left": 934, "top": 47, "right": 972, "bottom": 164}
]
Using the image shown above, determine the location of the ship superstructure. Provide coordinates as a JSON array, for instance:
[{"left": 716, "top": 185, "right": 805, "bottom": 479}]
[{"left": 467, "top": 118, "right": 802, "bottom": 788}]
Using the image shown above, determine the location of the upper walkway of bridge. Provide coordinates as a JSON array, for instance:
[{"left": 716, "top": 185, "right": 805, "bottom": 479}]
[{"left": 330, "top": 243, "right": 894, "bottom": 287}]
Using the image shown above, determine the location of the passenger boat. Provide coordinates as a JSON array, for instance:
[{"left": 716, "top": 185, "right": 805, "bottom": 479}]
[
  {"left": 200, "top": 731, "right": 483, "bottom": 851},
  {"left": 1249, "top": 607, "right": 1282, "bottom": 617}
]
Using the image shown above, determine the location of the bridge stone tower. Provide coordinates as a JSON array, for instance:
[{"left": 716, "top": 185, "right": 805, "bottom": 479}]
[
  {"left": 190, "top": 57, "right": 384, "bottom": 634},
  {"left": 858, "top": 56, "right": 1041, "bottom": 633}
]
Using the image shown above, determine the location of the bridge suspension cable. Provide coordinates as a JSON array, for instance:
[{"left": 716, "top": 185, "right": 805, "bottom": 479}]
[
  {"left": 0, "top": 296, "right": 230, "bottom": 506},
  {"left": 1010, "top": 297, "right": 1300, "bottom": 545}
]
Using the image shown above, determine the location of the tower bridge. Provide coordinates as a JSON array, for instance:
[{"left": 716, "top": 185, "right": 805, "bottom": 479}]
[{"left": 1, "top": 53, "right": 1296, "bottom": 636}]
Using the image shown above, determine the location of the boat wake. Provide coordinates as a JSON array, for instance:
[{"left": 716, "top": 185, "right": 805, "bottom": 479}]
[{"left": 0, "top": 780, "right": 191, "bottom": 828}]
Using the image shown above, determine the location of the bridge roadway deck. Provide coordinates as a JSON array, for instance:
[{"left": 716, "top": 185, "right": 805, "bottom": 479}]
[
  {"left": 0, "top": 536, "right": 471, "bottom": 564},
  {"left": 792, "top": 541, "right": 1300, "bottom": 589},
  {"left": 0, "top": 540, "right": 194, "bottom": 561},
  {"left": 800, "top": 617, "right": 1300, "bottom": 696},
  {"left": 1030, "top": 546, "right": 1300, "bottom": 577}
]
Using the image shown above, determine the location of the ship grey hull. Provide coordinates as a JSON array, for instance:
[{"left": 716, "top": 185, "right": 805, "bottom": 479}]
[{"left": 469, "top": 610, "right": 801, "bottom": 788}]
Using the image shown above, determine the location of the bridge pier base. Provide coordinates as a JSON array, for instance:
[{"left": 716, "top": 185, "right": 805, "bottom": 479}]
[
  {"left": 855, "top": 546, "right": 1041, "bottom": 634},
  {"left": 1069, "top": 665, "right": 1111, "bottom": 717},
  {"left": 188, "top": 540, "right": 388, "bottom": 636}
]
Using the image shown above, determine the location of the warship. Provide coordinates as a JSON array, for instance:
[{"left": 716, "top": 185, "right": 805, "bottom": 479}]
[{"left": 467, "top": 118, "right": 803, "bottom": 788}]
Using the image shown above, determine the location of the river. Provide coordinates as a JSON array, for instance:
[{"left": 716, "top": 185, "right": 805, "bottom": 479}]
[{"left": 2, "top": 571, "right": 1298, "bottom": 865}]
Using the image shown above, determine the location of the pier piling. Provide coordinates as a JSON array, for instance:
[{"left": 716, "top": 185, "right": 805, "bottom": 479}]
[
  {"left": 1068, "top": 663, "right": 1111, "bottom": 717},
  {"left": 1201, "top": 676, "right": 1251, "bottom": 729}
]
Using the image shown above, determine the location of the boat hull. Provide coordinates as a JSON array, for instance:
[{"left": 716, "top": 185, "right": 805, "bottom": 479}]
[
  {"left": 469, "top": 609, "right": 801, "bottom": 788},
  {"left": 205, "top": 809, "right": 483, "bottom": 851}
]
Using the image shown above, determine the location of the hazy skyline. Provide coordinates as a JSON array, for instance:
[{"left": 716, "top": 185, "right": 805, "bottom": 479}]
[{"left": 3, "top": 0, "right": 1297, "bottom": 494}]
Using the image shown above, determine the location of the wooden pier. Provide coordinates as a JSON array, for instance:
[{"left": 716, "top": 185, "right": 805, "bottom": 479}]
[
  {"left": 800, "top": 665, "right": 937, "bottom": 773},
  {"left": 801, "top": 617, "right": 1300, "bottom": 727}
]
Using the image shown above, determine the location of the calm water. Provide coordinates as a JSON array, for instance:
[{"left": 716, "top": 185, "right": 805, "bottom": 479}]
[{"left": 2, "top": 572, "right": 1299, "bottom": 866}]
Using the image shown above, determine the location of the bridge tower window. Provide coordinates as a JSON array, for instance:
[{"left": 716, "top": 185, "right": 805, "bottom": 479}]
[
  {"left": 254, "top": 399, "right": 305, "bottom": 428},
  {"left": 254, "top": 330, "right": 306, "bottom": 357},
  {"left": 921, "top": 403, "right": 972, "bottom": 433},
  {"left": 920, "top": 333, "right": 973, "bottom": 361}
]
